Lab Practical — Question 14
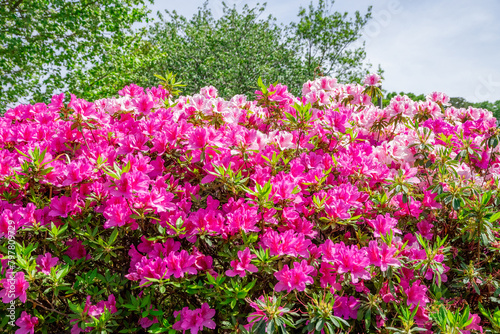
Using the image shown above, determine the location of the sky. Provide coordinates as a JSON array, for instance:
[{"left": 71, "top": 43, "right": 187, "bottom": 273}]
[{"left": 148, "top": 0, "right": 500, "bottom": 102}]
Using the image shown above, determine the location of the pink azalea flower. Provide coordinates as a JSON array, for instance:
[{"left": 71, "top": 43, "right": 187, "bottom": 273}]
[
  {"left": 62, "top": 160, "right": 91, "bottom": 186},
  {"left": 36, "top": 252, "right": 59, "bottom": 275},
  {"left": 15, "top": 311, "right": 38, "bottom": 334},
  {"left": 200, "top": 86, "right": 218, "bottom": 99},
  {"left": 405, "top": 280, "right": 429, "bottom": 308},
  {"left": 48, "top": 195, "right": 78, "bottom": 218},
  {"left": 274, "top": 260, "right": 315, "bottom": 293},
  {"left": 333, "top": 295, "right": 359, "bottom": 320},
  {"left": 367, "top": 213, "right": 401, "bottom": 238},
  {"left": 324, "top": 242, "right": 370, "bottom": 284},
  {"left": 118, "top": 83, "right": 145, "bottom": 97},
  {"left": 65, "top": 238, "right": 90, "bottom": 260},
  {"left": 422, "top": 190, "right": 442, "bottom": 209},
  {"left": 0, "top": 271, "right": 29, "bottom": 303},
  {"left": 165, "top": 250, "right": 198, "bottom": 279},
  {"left": 103, "top": 199, "right": 134, "bottom": 229},
  {"left": 173, "top": 303, "right": 216, "bottom": 334},
  {"left": 364, "top": 73, "right": 381, "bottom": 86},
  {"left": 226, "top": 248, "right": 258, "bottom": 277},
  {"left": 462, "top": 314, "right": 483, "bottom": 334},
  {"left": 134, "top": 94, "right": 156, "bottom": 114},
  {"left": 70, "top": 295, "right": 117, "bottom": 334},
  {"left": 188, "top": 127, "right": 209, "bottom": 150},
  {"left": 108, "top": 170, "right": 150, "bottom": 199},
  {"left": 367, "top": 240, "right": 401, "bottom": 271},
  {"left": 260, "top": 230, "right": 311, "bottom": 258}
]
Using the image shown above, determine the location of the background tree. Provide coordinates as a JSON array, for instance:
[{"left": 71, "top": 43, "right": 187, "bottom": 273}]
[
  {"left": 290, "top": 0, "right": 373, "bottom": 84},
  {"left": 101, "top": 0, "right": 375, "bottom": 99},
  {"left": 1, "top": 0, "right": 377, "bottom": 106},
  {"left": 133, "top": 2, "right": 302, "bottom": 99},
  {"left": 0, "top": 0, "right": 153, "bottom": 108}
]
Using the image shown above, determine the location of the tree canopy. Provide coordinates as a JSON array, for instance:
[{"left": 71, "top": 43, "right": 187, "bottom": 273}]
[
  {"left": 2, "top": 0, "right": 376, "bottom": 104},
  {"left": 0, "top": 0, "right": 152, "bottom": 108}
]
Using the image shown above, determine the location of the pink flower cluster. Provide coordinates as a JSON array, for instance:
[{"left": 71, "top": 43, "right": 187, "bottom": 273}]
[
  {"left": 0, "top": 72, "right": 496, "bottom": 332},
  {"left": 173, "top": 303, "right": 216, "bottom": 334}
]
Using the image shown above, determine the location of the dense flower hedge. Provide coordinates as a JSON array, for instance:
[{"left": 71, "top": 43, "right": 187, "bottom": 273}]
[{"left": 1, "top": 74, "right": 500, "bottom": 334}]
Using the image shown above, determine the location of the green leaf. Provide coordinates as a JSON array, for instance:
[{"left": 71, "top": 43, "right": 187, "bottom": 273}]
[
  {"left": 452, "top": 197, "right": 462, "bottom": 211},
  {"left": 108, "top": 228, "right": 119, "bottom": 245},
  {"left": 489, "top": 212, "right": 500, "bottom": 223}
]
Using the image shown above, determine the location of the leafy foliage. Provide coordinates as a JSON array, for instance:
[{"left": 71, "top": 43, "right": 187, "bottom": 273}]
[
  {"left": 0, "top": 0, "right": 153, "bottom": 108},
  {"left": 1, "top": 74, "right": 499, "bottom": 333}
]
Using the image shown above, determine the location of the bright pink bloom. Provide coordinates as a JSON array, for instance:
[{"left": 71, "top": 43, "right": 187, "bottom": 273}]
[
  {"left": 333, "top": 295, "right": 359, "bottom": 320},
  {"left": 274, "top": 260, "right": 315, "bottom": 293},
  {"left": 15, "top": 311, "right": 38, "bottom": 334},
  {"left": 65, "top": 238, "right": 90, "bottom": 260},
  {"left": 323, "top": 241, "right": 370, "bottom": 284},
  {"left": 103, "top": 199, "right": 135, "bottom": 229},
  {"left": 118, "top": 83, "right": 144, "bottom": 97},
  {"left": 367, "top": 213, "right": 401, "bottom": 238},
  {"left": 226, "top": 248, "right": 258, "bottom": 277},
  {"left": 319, "top": 262, "right": 342, "bottom": 292},
  {"left": 367, "top": 241, "right": 401, "bottom": 271},
  {"left": 70, "top": 295, "right": 117, "bottom": 334},
  {"left": 0, "top": 271, "right": 29, "bottom": 303},
  {"left": 36, "top": 253, "right": 59, "bottom": 274},
  {"left": 69, "top": 95, "right": 100, "bottom": 122},
  {"left": 364, "top": 73, "right": 381, "bottom": 86},
  {"left": 188, "top": 127, "right": 209, "bottom": 150},
  {"left": 108, "top": 170, "right": 150, "bottom": 199},
  {"left": 405, "top": 280, "right": 429, "bottom": 308},
  {"left": 422, "top": 190, "right": 442, "bottom": 209},
  {"left": 166, "top": 250, "right": 198, "bottom": 278},
  {"left": 48, "top": 195, "right": 78, "bottom": 218},
  {"left": 134, "top": 94, "right": 156, "bottom": 114},
  {"left": 62, "top": 160, "right": 91, "bottom": 186},
  {"left": 200, "top": 86, "right": 218, "bottom": 98},
  {"left": 260, "top": 230, "right": 311, "bottom": 258},
  {"left": 462, "top": 314, "right": 483, "bottom": 334},
  {"left": 173, "top": 303, "right": 216, "bottom": 334}
]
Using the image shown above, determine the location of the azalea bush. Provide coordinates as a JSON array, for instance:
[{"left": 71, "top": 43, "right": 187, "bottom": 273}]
[{"left": 1, "top": 73, "right": 500, "bottom": 334}]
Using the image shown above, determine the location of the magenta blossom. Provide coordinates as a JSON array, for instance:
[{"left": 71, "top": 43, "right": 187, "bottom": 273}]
[
  {"left": 36, "top": 252, "right": 59, "bottom": 274},
  {"left": 364, "top": 73, "right": 381, "bottom": 86},
  {"left": 367, "top": 213, "right": 401, "bottom": 238},
  {"left": 274, "top": 260, "right": 315, "bottom": 293},
  {"left": 462, "top": 314, "right": 483, "bottom": 334},
  {"left": 367, "top": 240, "right": 401, "bottom": 272},
  {"left": 331, "top": 242, "right": 371, "bottom": 284},
  {"left": 65, "top": 238, "right": 90, "bottom": 260},
  {"left": 226, "top": 247, "right": 258, "bottom": 277},
  {"left": 333, "top": 295, "right": 359, "bottom": 320},
  {"left": 405, "top": 280, "right": 430, "bottom": 308},
  {"left": 0, "top": 271, "right": 29, "bottom": 303},
  {"left": 15, "top": 311, "right": 38, "bottom": 334},
  {"left": 173, "top": 303, "right": 216, "bottom": 334},
  {"left": 71, "top": 295, "right": 117, "bottom": 334}
]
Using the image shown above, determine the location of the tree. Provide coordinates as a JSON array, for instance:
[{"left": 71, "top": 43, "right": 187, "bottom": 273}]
[
  {"left": 290, "top": 0, "right": 373, "bottom": 83},
  {"left": 449, "top": 97, "right": 473, "bottom": 109},
  {"left": 135, "top": 2, "right": 302, "bottom": 98},
  {"left": 0, "top": 0, "right": 153, "bottom": 108},
  {"left": 113, "top": 0, "right": 375, "bottom": 99}
]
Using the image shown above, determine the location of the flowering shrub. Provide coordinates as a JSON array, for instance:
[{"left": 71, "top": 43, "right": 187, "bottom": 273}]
[{"left": 1, "top": 73, "right": 500, "bottom": 334}]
